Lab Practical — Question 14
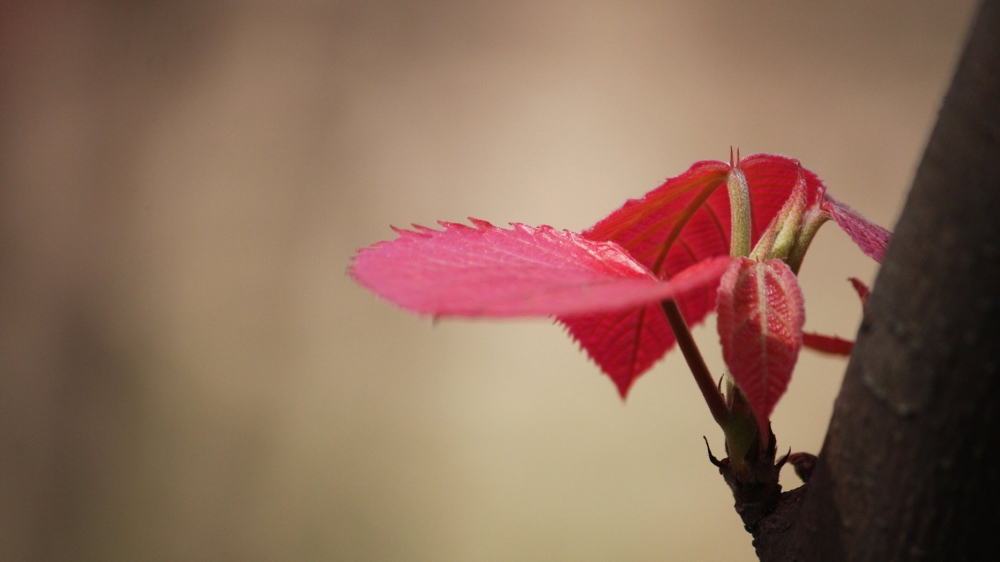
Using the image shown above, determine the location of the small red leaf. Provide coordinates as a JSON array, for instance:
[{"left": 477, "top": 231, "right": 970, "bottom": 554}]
[
  {"left": 717, "top": 258, "right": 805, "bottom": 438},
  {"left": 849, "top": 277, "right": 871, "bottom": 307},
  {"left": 350, "top": 219, "right": 730, "bottom": 317},
  {"left": 802, "top": 332, "right": 854, "bottom": 356},
  {"left": 824, "top": 195, "right": 891, "bottom": 263}
]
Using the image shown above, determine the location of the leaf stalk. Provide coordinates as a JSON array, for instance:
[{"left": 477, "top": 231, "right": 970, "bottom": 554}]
[{"left": 660, "top": 299, "right": 730, "bottom": 427}]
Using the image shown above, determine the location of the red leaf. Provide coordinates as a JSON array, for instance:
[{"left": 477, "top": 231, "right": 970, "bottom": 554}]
[
  {"left": 585, "top": 154, "right": 826, "bottom": 275},
  {"left": 802, "top": 332, "right": 854, "bottom": 356},
  {"left": 824, "top": 195, "right": 891, "bottom": 263},
  {"left": 717, "top": 258, "right": 805, "bottom": 438},
  {"left": 562, "top": 154, "right": 824, "bottom": 394},
  {"left": 561, "top": 294, "right": 712, "bottom": 398},
  {"left": 350, "top": 219, "right": 730, "bottom": 317}
]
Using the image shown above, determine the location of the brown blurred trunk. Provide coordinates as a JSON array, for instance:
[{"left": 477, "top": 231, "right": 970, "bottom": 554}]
[{"left": 755, "top": 1, "right": 1000, "bottom": 559}]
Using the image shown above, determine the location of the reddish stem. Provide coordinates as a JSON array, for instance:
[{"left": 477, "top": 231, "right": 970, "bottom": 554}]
[{"left": 660, "top": 299, "right": 730, "bottom": 426}]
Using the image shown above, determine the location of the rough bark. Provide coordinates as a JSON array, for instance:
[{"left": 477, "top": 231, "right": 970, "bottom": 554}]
[{"left": 754, "top": 0, "right": 1000, "bottom": 559}]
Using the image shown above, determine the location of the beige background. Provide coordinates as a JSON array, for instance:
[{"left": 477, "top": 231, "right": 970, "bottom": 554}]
[{"left": 0, "top": 1, "right": 977, "bottom": 561}]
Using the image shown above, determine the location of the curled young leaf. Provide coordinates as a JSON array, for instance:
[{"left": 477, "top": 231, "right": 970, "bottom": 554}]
[{"left": 717, "top": 257, "right": 805, "bottom": 438}]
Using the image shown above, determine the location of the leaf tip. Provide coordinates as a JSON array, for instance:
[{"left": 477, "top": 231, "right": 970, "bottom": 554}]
[
  {"left": 849, "top": 277, "right": 871, "bottom": 307},
  {"left": 614, "top": 376, "right": 633, "bottom": 401}
]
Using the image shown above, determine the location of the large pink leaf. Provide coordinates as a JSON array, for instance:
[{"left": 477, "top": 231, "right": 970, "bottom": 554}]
[
  {"left": 561, "top": 154, "right": 824, "bottom": 395},
  {"left": 717, "top": 258, "right": 805, "bottom": 438},
  {"left": 350, "top": 219, "right": 731, "bottom": 317},
  {"left": 824, "top": 195, "right": 891, "bottom": 263}
]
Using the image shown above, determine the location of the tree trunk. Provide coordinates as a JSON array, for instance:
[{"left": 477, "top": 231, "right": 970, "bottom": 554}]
[{"left": 758, "top": 0, "right": 1000, "bottom": 559}]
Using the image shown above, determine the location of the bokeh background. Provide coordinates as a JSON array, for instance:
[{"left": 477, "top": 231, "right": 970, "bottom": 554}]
[{"left": 0, "top": 1, "right": 978, "bottom": 561}]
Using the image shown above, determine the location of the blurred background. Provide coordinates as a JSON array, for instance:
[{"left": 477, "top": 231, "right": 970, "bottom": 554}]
[{"left": 0, "top": 1, "right": 977, "bottom": 561}]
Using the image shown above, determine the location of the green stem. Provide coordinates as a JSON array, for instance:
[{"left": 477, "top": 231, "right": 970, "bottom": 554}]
[{"left": 660, "top": 300, "right": 730, "bottom": 427}]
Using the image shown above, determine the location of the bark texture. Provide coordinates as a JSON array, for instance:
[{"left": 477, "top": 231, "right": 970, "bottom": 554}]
[{"left": 769, "top": 0, "right": 1000, "bottom": 559}]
